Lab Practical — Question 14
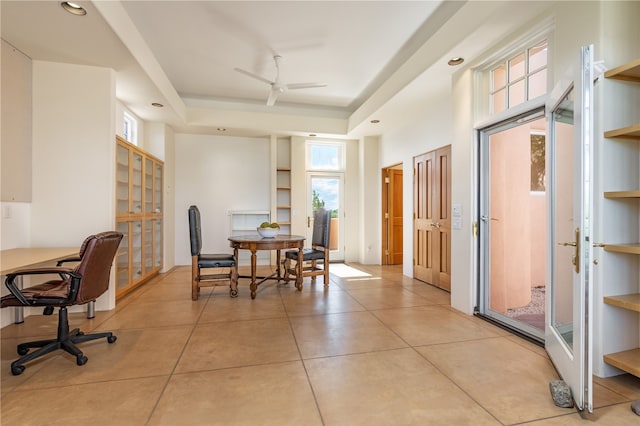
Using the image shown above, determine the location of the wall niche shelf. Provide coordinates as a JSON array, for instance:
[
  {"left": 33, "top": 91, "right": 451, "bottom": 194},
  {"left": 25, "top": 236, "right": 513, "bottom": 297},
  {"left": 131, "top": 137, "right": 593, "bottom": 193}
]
[{"left": 601, "top": 57, "right": 640, "bottom": 379}]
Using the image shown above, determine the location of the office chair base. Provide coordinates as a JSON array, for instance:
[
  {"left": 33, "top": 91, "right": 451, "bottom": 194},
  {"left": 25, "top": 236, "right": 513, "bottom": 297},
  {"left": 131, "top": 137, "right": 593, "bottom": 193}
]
[{"left": 10, "top": 307, "right": 117, "bottom": 375}]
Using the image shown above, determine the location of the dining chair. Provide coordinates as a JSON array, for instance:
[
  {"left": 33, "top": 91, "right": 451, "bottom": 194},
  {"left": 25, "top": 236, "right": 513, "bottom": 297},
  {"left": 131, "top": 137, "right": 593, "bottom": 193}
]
[
  {"left": 188, "top": 205, "right": 238, "bottom": 300},
  {"left": 283, "top": 208, "right": 331, "bottom": 285}
]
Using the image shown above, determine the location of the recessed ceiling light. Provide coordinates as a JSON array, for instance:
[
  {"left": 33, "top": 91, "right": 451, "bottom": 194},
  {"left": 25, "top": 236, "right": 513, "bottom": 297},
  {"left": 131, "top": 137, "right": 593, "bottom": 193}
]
[
  {"left": 370, "top": 119, "right": 380, "bottom": 124},
  {"left": 217, "top": 128, "right": 226, "bottom": 132},
  {"left": 61, "top": 2, "right": 87, "bottom": 16},
  {"left": 151, "top": 102, "right": 164, "bottom": 108},
  {"left": 448, "top": 57, "right": 464, "bottom": 66},
  {"left": 309, "top": 134, "right": 317, "bottom": 137}
]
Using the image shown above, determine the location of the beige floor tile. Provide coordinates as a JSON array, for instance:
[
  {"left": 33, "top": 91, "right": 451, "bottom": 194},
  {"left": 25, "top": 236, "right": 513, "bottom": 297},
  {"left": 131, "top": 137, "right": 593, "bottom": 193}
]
[
  {"left": 1, "top": 376, "right": 168, "bottom": 426},
  {"left": 373, "top": 305, "right": 501, "bottom": 345},
  {"left": 525, "top": 402, "right": 640, "bottom": 425},
  {"left": 347, "top": 286, "right": 433, "bottom": 310},
  {"left": 417, "top": 337, "right": 569, "bottom": 424},
  {"left": 594, "top": 373, "right": 640, "bottom": 400},
  {"left": 280, "top": 286, "right": 365, "bottom": 317},
  {"left": 291, "top": 311, "right": 408, "bottom": 359},
  {"left": 305, "top": 348, "right": 501, "bottom": 425},
  {"left": 1, "top": 336, "right": 54, "bottom": 393},
  {"left": 149, "top": 362, "right": 322, "bottom": 426},
  {"left": 14, "top": 326, "right": 191, "bottom": 390},
  {"left": 401, "top": 281, "right": 452, "bottom": 304},
  {"left": 94, "top": 298, "right": 208, "bottom": 330},
  {"left": 200, "top": 289, "right": 287, "bottom": 323},
  {"left": 175, "top": 318, "right": 299, "bottom": 373}
]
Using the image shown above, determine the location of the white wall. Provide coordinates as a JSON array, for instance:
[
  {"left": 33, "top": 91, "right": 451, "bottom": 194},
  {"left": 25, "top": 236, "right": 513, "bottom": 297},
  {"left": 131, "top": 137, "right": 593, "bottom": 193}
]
[
  {"left": 1, "top": 61, "right": 117, "bottom": 328},
  {"left": 173, "top": 134, "right": 270, "bottom": 265}
]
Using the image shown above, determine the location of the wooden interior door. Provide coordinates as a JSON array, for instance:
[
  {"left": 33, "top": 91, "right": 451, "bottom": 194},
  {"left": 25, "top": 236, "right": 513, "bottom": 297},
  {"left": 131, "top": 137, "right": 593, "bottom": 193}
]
[
  {"left": 413, "top": 145, "right": 451, "bottom": 290},
  {"left": 382, "top": 167, "right": 403, "bottom": 264}
]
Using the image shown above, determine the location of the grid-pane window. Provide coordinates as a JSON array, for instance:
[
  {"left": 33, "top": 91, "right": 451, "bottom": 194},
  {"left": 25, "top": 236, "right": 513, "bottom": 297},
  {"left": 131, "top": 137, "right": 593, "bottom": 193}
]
[{"left": 490, "top": 40, "right": 548, "bottom": 113}]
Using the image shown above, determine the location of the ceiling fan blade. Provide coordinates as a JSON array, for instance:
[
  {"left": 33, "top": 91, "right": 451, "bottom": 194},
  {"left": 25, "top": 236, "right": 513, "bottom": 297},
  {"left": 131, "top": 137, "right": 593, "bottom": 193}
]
[
  {"left": 285, "top": 83, "right": 327, "bottom": 90},
  {"left": 266, "top": 89, "right": 280, "bottom": 106},
  {"left": 234, "top": 67, "right": 274, "bottom": 85}
]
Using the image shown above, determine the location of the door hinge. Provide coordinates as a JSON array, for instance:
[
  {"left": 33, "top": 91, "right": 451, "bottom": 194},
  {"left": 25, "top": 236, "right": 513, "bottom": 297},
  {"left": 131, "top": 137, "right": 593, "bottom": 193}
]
[
  {"left": 385, "top": 249, "right": 389, "bottom": 256},
  {"left": 384, "top": 212, "right": 389, "bottom": 219},
  {"left": 384, "top": 176, "right": 390, "bottom": 184}
]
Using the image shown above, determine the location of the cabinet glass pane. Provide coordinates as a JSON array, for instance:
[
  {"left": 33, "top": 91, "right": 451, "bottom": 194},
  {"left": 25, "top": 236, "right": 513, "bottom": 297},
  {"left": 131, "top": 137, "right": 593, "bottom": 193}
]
[
  {"left": 144, "top": 158, "right": 153, "bottom": 213},
  {"left": 154, "top": 163, "right": 162, "bottom": 213},
  {"left": 132, "top": 153, "right": 143, "bottom": 213},
  {"left": 116, "top": 221, "right": 130, "bottom": 290},
  {"left": 132, "top": 220, "right": 143, "bottom": 280},
  {"left": 116, "top": 145, "right": 130, "bottom": 214},
  {"left": 154, "top": 219, "right": 163, "bottom": 267},
  {"left": 143, "top": 219, "right": 153, "bottom": 272}
]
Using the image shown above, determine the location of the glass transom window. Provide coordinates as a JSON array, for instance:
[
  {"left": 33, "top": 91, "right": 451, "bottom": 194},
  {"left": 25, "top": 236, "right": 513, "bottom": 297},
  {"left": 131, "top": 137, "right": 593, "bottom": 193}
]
[
  {"left": 306, "top": 141, "right": 345, "bottom": 171},
  {"left": 490, "top": 40, "right": 548, "bottom": 114}
]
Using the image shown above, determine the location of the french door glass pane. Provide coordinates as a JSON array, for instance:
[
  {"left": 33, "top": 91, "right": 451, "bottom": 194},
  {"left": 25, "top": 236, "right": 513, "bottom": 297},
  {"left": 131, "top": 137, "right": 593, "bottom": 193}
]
[{"left": 551, "top": 88, "right": 576, "bottom": 351}]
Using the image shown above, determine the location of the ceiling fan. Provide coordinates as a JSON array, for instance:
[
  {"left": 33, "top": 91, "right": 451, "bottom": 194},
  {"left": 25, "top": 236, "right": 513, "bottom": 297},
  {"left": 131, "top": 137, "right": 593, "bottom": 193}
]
[{"left": 234, "top": 55, "right": 326, "bottom": 106}]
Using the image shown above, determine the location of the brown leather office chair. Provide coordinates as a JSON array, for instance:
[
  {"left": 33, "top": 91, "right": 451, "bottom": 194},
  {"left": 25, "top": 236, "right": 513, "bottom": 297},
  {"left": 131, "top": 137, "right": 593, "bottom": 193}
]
[
  {"left": 1, "top": 231, "right": 123, "bottom": 376},
  {"left": 283, "top": 208, "right": 331, "bottom": 285},
  {"left": 188, "top": 205, "right": 238, "bottom": 300}
]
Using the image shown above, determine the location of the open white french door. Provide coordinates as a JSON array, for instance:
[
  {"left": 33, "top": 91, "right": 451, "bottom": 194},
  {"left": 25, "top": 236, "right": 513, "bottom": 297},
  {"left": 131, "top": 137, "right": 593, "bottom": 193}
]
[
  {"left": 307, "top": 172, "right": 344, "bottom": 261},
  {"left": 545, "top": 45, "right": 594, "bottom": 412}
]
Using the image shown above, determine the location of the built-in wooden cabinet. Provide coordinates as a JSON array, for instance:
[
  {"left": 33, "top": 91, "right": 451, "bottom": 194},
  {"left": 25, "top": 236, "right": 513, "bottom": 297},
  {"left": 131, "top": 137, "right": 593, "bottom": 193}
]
[
  {"left": 115, "top": 136, "right": 163, "bottom": 298},
  {"left": 601, "top": 59, "right": 640, "bottom": 377}
]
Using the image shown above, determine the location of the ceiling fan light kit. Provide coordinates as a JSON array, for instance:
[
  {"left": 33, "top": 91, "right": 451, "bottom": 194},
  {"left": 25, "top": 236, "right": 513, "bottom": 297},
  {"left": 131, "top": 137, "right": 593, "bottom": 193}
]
[{"left": 234, "top": 55, "right": 326, "bottom": 106}]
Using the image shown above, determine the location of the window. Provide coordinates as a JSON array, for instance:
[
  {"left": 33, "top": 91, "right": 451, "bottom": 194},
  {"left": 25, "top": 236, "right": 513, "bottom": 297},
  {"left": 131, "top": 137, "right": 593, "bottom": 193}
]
[
  {"left": 123, "top": 111, "right": 138, "bottom": 145},
  {"left": 490, "top": 40, "right": 548, "bottom": 114},
  {"left": 306, "top": 141, "right": 345, "bottom": 171}
]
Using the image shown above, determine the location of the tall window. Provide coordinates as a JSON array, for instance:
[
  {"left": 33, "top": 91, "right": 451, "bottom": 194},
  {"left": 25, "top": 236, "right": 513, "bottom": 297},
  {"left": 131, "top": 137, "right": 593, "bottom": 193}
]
[
  {"left": 123, "top": 111, "right": 138, "bottom": 145},
  {"left": 490, "top": 40, "right": 548, "bottom": 114}
]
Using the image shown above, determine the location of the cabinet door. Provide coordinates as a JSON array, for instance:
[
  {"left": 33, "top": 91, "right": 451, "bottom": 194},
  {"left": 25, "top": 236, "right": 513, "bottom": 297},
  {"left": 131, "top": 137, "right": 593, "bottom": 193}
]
[
  {"left": 132, "top": 152, "right": 143, "bottom": 214},
  {"left": 131, "top": 220, "right": 143, "bottom": 281},
  {"left": 143, "top": 219, "right": 153, "bottom": 274},
  {"left": 116, "top": 144, "right": 130, "bottom": 215},
  {"left": 144, "top": 158, "right": 153, "bottom": 213},
  {"left": 115, "top": 221, "right": 130, "bottom": 290},
  {"left": 154, "top": 218, "right": 163, "bottom": 269},
  {"left": 154, "top": 162, "right": 163, "bottom": 213}
]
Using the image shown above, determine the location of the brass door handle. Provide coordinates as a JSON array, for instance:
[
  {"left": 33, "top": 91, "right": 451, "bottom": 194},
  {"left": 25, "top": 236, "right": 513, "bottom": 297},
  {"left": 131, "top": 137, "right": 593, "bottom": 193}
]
[
  {"left": 557, "top": 228, "right": 580, "bottom": 274},
  {"left": 430, "top": 222, "right": 441, "bottom": 228}
]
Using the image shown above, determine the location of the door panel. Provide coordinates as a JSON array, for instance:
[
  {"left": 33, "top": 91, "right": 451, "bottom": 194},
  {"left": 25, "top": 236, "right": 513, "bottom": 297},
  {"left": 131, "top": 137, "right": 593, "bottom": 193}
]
[
  {"left": 413, "top": 146, "right": 451, "bottom": 290},
  {"left": 545, "top": 45, "right": 594, "bottom": 412},
  {"left": 389, "top": 169, "right": 403, "bottom": 264}
]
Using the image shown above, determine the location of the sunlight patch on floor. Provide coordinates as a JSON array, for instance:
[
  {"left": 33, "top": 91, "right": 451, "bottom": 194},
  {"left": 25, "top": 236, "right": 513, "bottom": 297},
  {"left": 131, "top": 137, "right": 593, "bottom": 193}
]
[{"left": 329, "top": 263, "right": 372, "bottom": 278}]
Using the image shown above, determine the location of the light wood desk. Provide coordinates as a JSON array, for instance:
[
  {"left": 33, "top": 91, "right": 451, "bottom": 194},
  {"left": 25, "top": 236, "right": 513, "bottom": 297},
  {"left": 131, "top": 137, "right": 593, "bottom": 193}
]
[{"left": 1, "top": 247, "right": 78, "bottom": 323}]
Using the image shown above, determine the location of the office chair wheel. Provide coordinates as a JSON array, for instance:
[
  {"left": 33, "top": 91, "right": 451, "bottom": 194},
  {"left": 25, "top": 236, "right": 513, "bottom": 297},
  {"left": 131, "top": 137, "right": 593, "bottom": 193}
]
[
  {"left": 43, "top": 306, "right": 54, "bottom": 315},
  {"left": 76, "top": 354, "right": 88, "bottom": 366},
  {"left": 17, "top": 345, "right": 29, "bottom": 356},
  {"left": 11, "top": 365, "right": 25, "bottom": 376},
  {"left": 107, "top": 336, "right": 117, "bottom": 344}
]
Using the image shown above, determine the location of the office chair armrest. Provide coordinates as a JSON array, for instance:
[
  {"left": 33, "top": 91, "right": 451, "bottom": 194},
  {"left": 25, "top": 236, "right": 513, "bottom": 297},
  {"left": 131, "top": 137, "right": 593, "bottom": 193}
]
[
  {"left": 5, "top": 267, "right": 76, "bottom": 305},
  {"left": 56, "top": 256, "right": 81, "bottom": 266}
]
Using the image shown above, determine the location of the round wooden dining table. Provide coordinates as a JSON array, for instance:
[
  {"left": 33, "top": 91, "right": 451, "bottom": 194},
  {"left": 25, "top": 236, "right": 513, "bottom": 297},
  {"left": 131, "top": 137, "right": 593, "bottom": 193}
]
[{"left": 228, "top": 234, "right": 305, "bottom": 299}]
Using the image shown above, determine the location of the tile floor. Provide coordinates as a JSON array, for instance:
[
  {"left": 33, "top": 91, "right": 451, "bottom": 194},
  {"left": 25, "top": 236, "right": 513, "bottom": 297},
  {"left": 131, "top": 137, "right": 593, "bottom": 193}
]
[{"left": 1, "top": 263, "right": 639, "bottom": 425}]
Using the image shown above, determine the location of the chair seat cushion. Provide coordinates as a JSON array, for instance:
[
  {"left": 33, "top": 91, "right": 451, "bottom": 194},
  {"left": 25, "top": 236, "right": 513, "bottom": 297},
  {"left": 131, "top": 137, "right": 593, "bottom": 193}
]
[
  {"left": 1, "top": 280, "right": 69, "bottom": 308},
  {"left": 198, "top": 253, "right": 236, "bottom": 268},
  {"left": 285, "top": 248, "right": 326, "bottom": 261}
]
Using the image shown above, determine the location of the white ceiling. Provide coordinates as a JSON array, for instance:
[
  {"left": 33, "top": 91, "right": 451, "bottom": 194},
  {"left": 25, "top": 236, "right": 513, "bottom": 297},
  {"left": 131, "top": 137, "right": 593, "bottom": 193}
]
[{"left": 1, "top": 1, "right": 554, "bottom": 138}]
